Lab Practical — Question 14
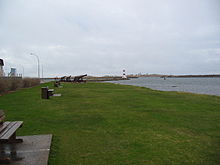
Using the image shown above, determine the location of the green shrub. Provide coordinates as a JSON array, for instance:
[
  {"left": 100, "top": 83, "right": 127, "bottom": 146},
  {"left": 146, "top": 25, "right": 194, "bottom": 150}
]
[
  {"left": 0, "top": 79, "right": 8, "bottom": 93},
  {"left": 0, "top": 78, "right": 40, "bottom": 94},
  {"left": 9, "top": 79, "right": 22, "bottom": 91},
  {"left": 22, "top": 78, "right": 40, "bottom": 87}
]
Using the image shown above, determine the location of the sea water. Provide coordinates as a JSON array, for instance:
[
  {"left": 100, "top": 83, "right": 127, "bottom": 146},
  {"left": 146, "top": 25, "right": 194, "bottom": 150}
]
[{"left": 110, "top": 77, "right": 220, "bottom": 96}]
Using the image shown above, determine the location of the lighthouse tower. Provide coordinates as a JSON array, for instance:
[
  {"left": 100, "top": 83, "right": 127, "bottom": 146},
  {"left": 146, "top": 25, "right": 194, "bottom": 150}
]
[{"left": 122, "top": 69, "right": 127, "bottom": 79}]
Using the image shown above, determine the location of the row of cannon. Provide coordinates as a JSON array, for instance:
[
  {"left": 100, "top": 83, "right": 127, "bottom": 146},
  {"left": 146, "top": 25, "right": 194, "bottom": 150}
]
[{"left": 58, "top": 74, "right": 87, "bottom": 83}]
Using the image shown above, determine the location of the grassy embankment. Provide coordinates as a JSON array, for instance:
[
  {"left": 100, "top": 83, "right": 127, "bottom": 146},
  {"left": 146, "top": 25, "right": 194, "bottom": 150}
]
[{"left": 0, "top": 82, "right": 219, "bottom": 165}]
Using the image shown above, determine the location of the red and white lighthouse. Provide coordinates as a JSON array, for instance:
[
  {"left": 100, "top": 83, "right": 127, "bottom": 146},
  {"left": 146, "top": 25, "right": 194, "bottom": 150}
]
[{"left": 122, "top": 69, "right": 127, "bottom": 79}]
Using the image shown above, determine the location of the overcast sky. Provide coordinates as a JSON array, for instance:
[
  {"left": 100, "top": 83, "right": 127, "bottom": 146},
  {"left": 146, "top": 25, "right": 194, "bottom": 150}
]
[{"left": 0, "top": 0, "right": 220, "bottom": 77}]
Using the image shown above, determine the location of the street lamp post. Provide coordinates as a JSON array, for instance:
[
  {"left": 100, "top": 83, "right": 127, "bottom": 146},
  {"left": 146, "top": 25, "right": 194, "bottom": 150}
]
[
  {"left": 41, "top": 64, "right": 43, "bottom": 78},
  {"left": 30, "top": 53, "right": 40, "bottom": 78},
  {"left": 21, "top": 66, "right": 24, "bottom": 77}
]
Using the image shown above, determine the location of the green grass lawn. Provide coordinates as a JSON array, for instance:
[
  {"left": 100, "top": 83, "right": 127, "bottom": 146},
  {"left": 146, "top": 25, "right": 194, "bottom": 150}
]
[{"left": 0, "top": 82, "right": 220, "bottom": 165}]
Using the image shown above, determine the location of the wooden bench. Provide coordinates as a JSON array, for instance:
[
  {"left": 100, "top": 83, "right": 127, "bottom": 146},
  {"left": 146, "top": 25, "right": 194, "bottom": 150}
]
[
  {"left": 41, "top": 87, "right": 54, "bottom": 99},
  {"left": 48, "top": 89, "right": 54, "bottom": 96},
  {"left": 0, "top": 110, "right": 23, "bottom": 163}
]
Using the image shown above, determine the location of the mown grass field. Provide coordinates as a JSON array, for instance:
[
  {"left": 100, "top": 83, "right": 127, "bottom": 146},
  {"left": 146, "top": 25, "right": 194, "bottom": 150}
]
[{"left": 0, "top": 82, "right": 219, "bottom": 165}]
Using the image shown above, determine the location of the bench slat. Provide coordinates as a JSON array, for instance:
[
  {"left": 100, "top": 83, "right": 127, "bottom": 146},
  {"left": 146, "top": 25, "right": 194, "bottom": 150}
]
[
  {"left": 0, "top": 122, "right": 10, "bottom": 133},
  {"left": 0, "top": 121, "right": 23, "bottom": 140}
]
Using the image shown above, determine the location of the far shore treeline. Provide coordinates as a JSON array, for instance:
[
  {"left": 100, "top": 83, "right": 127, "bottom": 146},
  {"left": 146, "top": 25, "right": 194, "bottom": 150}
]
[{"left": 0, "top": 77, "right": 40, "bottom": 94}]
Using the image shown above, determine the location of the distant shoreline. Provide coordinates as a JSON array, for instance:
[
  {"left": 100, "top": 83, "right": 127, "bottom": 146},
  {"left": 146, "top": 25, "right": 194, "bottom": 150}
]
[
  {"left": 161, "top": 75, "right": 220, "bottom": 78},
  {"left": 130, "top": 74, "right": 220, "bottom": 78}
]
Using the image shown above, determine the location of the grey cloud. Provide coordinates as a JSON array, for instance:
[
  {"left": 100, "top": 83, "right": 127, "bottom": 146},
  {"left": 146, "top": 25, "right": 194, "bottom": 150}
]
[{"left": 0, "top": 0, "right": 220, "bottom": 77}]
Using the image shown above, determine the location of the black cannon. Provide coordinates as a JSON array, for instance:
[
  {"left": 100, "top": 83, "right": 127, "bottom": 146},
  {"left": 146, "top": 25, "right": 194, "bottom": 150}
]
[
  {"left": 66, "top": 75, "right": 72, "bottom": 82},
  {"left": 60, "top": 76, "right": 67, "bottom": 82},
  {"left": 59, "top": 74, "right": 87, "bottom": 83},
  {"left": 60, "top": 76, "right": 72, "bottom": 82},
  {"left": 73, "top": 74, "right": 87, "bottom": 83}
]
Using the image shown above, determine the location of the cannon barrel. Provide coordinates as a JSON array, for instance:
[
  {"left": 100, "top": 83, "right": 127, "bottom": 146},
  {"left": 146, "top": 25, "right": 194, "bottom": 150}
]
[
  {"left": 74, "top": 74, "right": 87, "bottom": 78},
  {"left": 60, "top": 76, "right": 66, "bottom": 79}
]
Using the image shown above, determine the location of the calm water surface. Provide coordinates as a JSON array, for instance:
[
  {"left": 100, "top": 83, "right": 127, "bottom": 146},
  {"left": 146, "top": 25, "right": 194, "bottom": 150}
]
[{"left": 110, "top": 77, "right": 220, "bottom": 96}]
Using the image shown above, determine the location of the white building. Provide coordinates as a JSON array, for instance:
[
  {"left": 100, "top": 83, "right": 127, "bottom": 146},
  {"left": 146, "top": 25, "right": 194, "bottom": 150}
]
[
  {"left": 0, "top": 59, "right": 4, "bottom": 77},
  {"left": 9, "top": 68, "right": 17, "bottom": 77}
]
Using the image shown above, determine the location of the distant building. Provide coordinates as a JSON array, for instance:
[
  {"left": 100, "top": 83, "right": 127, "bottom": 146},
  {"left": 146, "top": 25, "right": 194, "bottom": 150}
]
[
  {"left": 0, "top": 59, "right": 4, "bottom": 77},
  {"left": 9, "top": 68, "right": 17, "bottom": 77},
  {"left": 122, "top": 69, "right": 127, "bottom": 79}
]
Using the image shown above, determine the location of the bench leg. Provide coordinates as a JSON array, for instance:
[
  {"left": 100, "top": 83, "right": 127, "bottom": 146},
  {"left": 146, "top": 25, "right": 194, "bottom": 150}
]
[
  {"left": 9, "top": 145, "right": 23, "bottom": 161},
  {"left": 8, "top": 133, "right": 23, "bottom": 143},
  {"left": 0, "top": 133, "right": 23, "bottom": 144},
  {"left": 7, "top": 139, "right": 23, "bottom": 143},
  {"left": 0, "top": 141, "right": 23, "bottom": 163},
  {"left": 0, "top": 145, "right": 11, "bottom": 164},
  {"left": 6, "top": 132, "right": 23, "bottom": 143}
]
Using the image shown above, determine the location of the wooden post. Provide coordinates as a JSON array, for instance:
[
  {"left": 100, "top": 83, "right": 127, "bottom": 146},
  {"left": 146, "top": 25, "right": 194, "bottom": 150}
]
[{"left": 41, "top": 87, "right": 49, "bottom": 99}]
